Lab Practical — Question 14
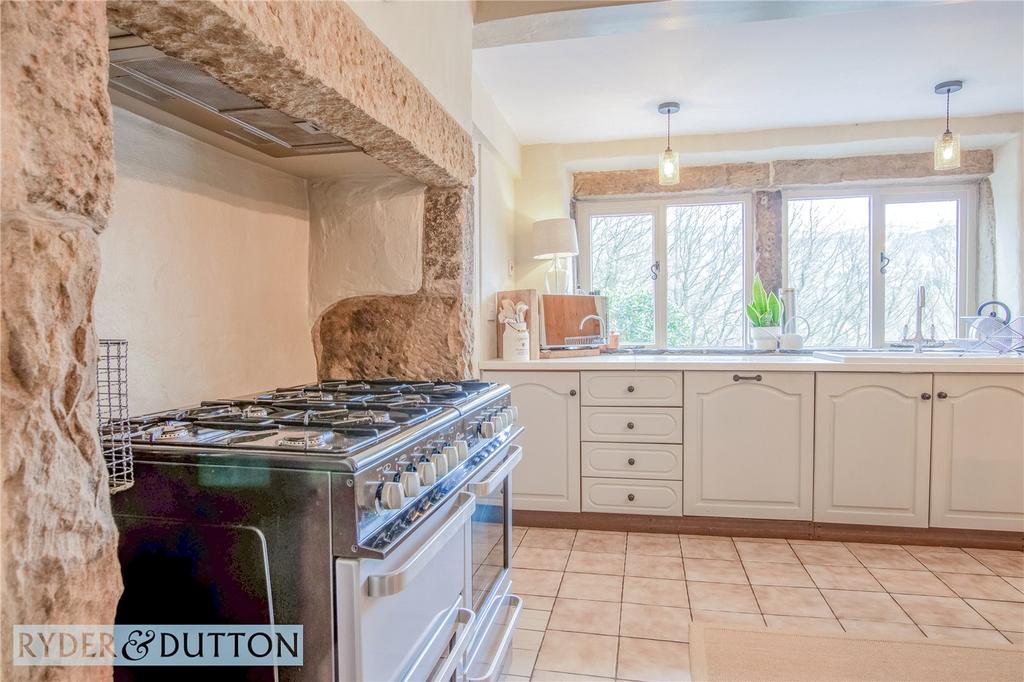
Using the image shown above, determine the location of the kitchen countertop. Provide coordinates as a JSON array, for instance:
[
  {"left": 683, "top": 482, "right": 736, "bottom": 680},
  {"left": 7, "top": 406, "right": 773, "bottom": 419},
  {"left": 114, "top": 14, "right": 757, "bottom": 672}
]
[{"left": 480, "top": 352, "right": 1024, "bottom": 373}]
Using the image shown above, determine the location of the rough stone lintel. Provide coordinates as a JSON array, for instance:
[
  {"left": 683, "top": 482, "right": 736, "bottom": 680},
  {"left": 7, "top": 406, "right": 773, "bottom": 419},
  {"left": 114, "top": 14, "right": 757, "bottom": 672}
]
[
  {"left": 106, "top": 0, "right": 474, "bottom": 189},
  {"left": 574, "top": 163, "right": 770, "bottom": 197},
  {"left": 753, "top": 190, "right": 784, "bottom": 293}
]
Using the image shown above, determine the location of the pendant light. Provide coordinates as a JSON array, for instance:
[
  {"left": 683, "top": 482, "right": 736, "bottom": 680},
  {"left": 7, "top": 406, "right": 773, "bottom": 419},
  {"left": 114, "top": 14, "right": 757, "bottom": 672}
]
[
  {"left": 657, "top": 101, "right": 680, "bottom": 186},
  {"left": 933, "top": 80, "right": 963, "bottom": 171}
]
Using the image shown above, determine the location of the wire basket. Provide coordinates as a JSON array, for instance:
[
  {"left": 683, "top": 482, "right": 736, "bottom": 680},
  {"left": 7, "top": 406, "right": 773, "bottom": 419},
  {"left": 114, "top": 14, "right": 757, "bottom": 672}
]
[{"left": 97, "top": 339, "right": 134, "bottom": 494}]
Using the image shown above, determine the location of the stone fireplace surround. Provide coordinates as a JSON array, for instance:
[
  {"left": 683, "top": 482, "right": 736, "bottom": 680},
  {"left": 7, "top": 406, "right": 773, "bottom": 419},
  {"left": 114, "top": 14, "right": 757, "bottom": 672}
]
[{"left": 1, "top": 2, "right": 475, "bottom": 678}]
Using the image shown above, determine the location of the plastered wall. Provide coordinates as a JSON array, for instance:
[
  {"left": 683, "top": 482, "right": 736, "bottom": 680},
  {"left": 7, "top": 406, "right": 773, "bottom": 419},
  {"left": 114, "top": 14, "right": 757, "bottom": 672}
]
[{"left": 94, "top": 108, "right": 316, "bottom": 414}]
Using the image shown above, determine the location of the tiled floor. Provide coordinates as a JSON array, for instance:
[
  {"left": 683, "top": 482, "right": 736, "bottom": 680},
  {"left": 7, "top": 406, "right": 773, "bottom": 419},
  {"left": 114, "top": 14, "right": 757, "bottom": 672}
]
[{"left": 503, "top": 527, "right": 1024, "bottom": 682}]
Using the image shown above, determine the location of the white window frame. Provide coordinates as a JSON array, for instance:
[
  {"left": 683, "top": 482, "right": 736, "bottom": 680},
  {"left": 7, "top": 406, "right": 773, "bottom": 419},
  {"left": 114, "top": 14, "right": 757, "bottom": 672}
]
[
  {"left": 781, "top": 183, "right": 976, "bottom": 348},
  {"left": 576, "top": 194, "right": 754, "bottom": 348}
]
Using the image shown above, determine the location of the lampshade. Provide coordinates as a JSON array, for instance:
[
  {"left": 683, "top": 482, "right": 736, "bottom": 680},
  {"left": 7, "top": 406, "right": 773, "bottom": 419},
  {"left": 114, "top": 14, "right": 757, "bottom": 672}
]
[
  {"left": 532, "top": 218, "right": 579, "bottom": 259},
  {"left": 934, "top": 130, "right": 960, "bottom": 170}
]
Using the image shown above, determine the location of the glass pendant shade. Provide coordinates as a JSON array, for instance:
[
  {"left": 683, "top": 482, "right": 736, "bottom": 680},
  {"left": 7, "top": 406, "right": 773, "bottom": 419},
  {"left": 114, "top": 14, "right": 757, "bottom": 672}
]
[
  {"left": 659, "top": 148, "right": 680, "bottom": 186},
  {"left": 934, "top": 130, "right": 960, "bottom": 171}
]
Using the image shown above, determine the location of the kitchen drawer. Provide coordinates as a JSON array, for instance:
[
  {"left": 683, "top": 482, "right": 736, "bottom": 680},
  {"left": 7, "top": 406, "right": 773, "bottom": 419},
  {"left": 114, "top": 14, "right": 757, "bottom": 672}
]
[
  {"left": 582, "top": 442, "right": 682, "bottom": 480},
  {"left": 582, "top": 477, "right": 683, "bottom": 516},
  {"left": 581, "top": 371, "right": 683, "bottom": 407},
  {"left": 581, "top": 407, "right": 683, "bottom": 443}
]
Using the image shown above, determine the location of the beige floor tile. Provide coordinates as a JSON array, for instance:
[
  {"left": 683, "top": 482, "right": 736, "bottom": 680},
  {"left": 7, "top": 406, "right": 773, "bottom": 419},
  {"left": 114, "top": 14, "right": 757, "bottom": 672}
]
[
  {"left": 566, "top": 550, "right": 626, "bottom": 576},
  {"left": 734, "top": 540, "right": 799, "bottom": 564},
  {"left": 1003, "top": 575, "right": 1024, "bottom": 595},
  {"left": 764, "top": 614, "right": 844, "bottom": 634},
  {"left": 936, "top": 572, "right": 1024, "bottom": 602},
  {"left": 905, "top": 547, "right": 993, "bottom": 574},
  {"left": 518, "top": 609, "right": 551, "bottom": 631},
  {"left": 891, "top": 594, "right": 990, "bottom": 628},
  {"left": 617, "top": 637, "right": 691, "bottom": 682},
  {"left": 559, "top": 572, "right": 624, "bottom": 602},
  {"left": 845, "top": 543, "right": 925, "bottom": 570},
  {"left": 682, "top": 558, "right": 748, "bottom": 584},
  {"left": 680, "top": 536, "right": 738, "bottom": 560},
  {"left": 920, "top": 624, "right": 1013, "bottom": 645},
  {"left": 500, "top": 675, "right": 530, "bottom": 682},
  {"left": 512, "top": 526, "right": 529, "bottom": 544},
  {"left": 963, "top": 548, "right": 1024, "bottom": 560},
  {"left": 619, "top": 603, "right": 691, "bottom": 642},
  {"left": 966, "top": 598, "right": 1024, "bottom": 631},
  {"left": 574, "top": 530, "right": 627, "bottom": 554},
  {"left": 839, "top": 619, "right": 923, "bottom": 638},
  {"left": 627, "top": 533, "right": 682, "bottom": 557},
  {"left": 821, "top": 589, "right": 912, "bottom": 623},
  {"left": 970, "top": 554, "right": 1024, "bottom": 578},
  {"left": 625, "top": 554, "right": 685, "bottom": 580},
  {"left": 512, "top": 628, "right": 544, "bottom": 651},
  {"left": 507, "top": 648, "right": 538, "bottom": 677},
  {"left": 521, "top": 528, "right": 577, "bottom": 550},
  {"left": 868, "top": 568, "right": 955, "bottom": 597},
  {"left": 732, "top": 536, "right": 789, "bottom": 543},
  {"left": 805, "top": 564, "right": 884, "bottom": 592},
  {"left": 752, "top": 585, "right": 832, "bottom": 618},
  {"left": 622, "top": 576, "right": 689, "bottom": 608},
  {"left": 743, "top": 561, "right": 814, "bottom": 587},
  {"left": 513, "top": 546, "right": 571, "bottom": 571},
  {"left": 791, "top": 543, "right": 860, "bottom": 566},
  {"left": 1002, "top": 630, "right": 1024, "bottom": 645},
  {"left": 531, "top": 670, "right": 614, "bottom": 681},
  {"left": 548, "top": 598, "right": 622, "bottom": 635},
  {"left": 535, "top": 630, "right": 619, "bottom": 678},
  {"left": 520, "top": 594, "right": 555, "bottom": 611},
  {"left": 686, "top": 582, "right": 759, "bottom": 614},
  {"left": 691, "top": 609, "right": 766, "bottom": 626},
  {"left": 514, "top": 568, "right": 564, "bottom": 597}
]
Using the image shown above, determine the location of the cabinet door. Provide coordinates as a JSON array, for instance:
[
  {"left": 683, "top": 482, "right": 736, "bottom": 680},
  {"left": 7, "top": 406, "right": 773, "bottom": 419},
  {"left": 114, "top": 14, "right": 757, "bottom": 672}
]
[
  {"left": 931, "top": 373, "right": 1024, "bottom": 531},
  {"left": 684, "top": 371, "right": 814, "bottom": 520},
  {"left": 482, "top": 371, "right": 580, "bottom": 512},
  {"left": 814, "top": 373, "right": 932, "bottom": 527}
]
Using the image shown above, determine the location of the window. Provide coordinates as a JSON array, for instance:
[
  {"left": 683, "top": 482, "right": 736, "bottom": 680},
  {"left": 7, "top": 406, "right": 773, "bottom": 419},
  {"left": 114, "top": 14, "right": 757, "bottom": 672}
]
[
  {"left": 578, "top": 197, "right": 752, "bottom": 347},
  {"left": 784, "top": 186, "right": 972, "bottom": 348}
]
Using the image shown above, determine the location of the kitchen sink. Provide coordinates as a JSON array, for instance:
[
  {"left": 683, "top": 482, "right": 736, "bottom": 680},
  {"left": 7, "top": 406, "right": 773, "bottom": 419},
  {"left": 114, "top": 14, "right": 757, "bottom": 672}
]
[{"left": 813, "top": 350, "right": 1023, "bottom": 365}]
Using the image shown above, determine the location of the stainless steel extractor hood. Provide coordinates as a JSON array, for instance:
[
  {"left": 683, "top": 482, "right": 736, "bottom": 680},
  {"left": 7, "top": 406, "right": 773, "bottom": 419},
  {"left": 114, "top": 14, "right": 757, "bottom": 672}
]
[{"left": 108, "top": 26, "right": 360, "bottom": 158}]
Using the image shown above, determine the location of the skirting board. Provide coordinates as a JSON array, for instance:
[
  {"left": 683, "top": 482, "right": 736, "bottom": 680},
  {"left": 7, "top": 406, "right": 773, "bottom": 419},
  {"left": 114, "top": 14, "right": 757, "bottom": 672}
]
[{"left": 512, "top": 510, "right": 1024, "bottom": 551}]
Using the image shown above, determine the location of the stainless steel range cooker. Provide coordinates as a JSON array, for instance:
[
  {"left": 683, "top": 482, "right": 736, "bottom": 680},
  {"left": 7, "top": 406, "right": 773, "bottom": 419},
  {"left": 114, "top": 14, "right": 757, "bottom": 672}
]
[{"left": 112, "top": 379, "right": 523, "bottom": 682}]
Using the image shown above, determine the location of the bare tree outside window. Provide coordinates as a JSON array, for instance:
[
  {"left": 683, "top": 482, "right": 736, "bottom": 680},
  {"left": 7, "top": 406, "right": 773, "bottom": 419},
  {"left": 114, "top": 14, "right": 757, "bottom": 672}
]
[
  {"left": 666, "top": 203, "right": 745, "bottom": 347},
  {"left": 590, "top": 213, "right": 655, "bottom": 344},
  {"left": 787, "top": 197, "right": 871, "bottom": 347}
]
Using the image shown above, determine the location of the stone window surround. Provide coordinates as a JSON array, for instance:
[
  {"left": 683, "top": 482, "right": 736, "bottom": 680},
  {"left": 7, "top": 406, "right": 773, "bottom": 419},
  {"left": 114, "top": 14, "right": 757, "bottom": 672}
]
[{"left": 570, "top": 150, "right": 995, "bottom": 295}]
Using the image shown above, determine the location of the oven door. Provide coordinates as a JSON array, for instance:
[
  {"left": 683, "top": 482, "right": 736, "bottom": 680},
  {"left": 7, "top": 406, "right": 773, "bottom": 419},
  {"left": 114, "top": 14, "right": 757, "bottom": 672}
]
[{"left": 465, "top": 443, "right": 523, "bottom": 682}]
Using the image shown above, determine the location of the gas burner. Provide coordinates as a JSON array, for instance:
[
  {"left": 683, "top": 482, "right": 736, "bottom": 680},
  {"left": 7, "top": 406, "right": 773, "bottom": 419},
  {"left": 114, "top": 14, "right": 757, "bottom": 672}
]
[
  {"left": 277, "top": 431, "right": 331, "bottom": 449},
  {"left": 243, "top": 405, "right": 270, "bottom": 418},
  {"left": 156, "top": 424, "right": 193, "bottom": 440}
]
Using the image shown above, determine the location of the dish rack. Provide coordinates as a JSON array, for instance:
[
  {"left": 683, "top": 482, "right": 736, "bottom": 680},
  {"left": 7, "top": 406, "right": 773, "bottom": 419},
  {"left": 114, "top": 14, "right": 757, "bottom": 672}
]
[
  {"left": 97, "top": 339, "right": 134, "bottom": 494},
  {"left": 563, "top": 334, "right": 606, "bottom": 347},
  {"left": 956, "top": 316, "right": 1024, "bottom": 354}
]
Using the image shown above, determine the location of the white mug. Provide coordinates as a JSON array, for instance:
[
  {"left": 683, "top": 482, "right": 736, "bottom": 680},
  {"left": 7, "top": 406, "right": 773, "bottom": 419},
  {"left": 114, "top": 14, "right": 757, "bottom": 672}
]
[{"left": 780, "top": 333, "right": 804, "bottom": 350}]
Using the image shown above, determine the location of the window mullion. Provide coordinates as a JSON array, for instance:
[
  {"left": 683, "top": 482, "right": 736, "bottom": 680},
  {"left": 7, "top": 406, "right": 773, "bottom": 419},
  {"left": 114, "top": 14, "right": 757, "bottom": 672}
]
[
  {"left": 870, "top": 191, "right": 886, "bottom": 348},
  {"left": 654, "top": 203, "right": 668, "bottom": 348}
]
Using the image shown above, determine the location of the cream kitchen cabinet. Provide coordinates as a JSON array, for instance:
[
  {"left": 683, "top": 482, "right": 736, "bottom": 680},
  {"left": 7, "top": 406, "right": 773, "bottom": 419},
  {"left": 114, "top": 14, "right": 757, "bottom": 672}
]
[
  {"left": 814, "top": 373, "right": 932, "bottom": 527},
  {"left": 930, "top": 373, "right": 1024, "bottom": 531},
  {"left": 580, "top": 371, "right": 683, "bottom": 406},
  {"left": 684, "top": 371, "right": 814, "bottom": 520},
  {"left": 481, "top": 370, "right": 580, "bottom": 512}
]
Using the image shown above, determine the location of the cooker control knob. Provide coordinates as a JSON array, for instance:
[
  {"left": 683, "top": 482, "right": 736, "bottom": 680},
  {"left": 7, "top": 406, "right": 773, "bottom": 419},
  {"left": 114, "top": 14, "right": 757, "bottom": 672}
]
[
  {"left": 502, "top": 408, "right": 516, "bottom": 426},
  {"left": 430, "top": 453, "right": 448, "bottom": 478},
  {"left": 400, "top": 470, "right": 421, "bottom": 497},
  {"left": 493, "top": 413, "right": 507, "bottom": 431},
  {"left": 481, "top": 421, "right": 495, "bottom": 438},
  {"left": 455, "top": 439, "right": 470, "bottom": 463},
  {"left": 381, "top": 481, "right": 405, "bottom": 510},
  {"left": 443, "top": 445, "right": 460, "bottom": 470},
  {"left": 416, "top": 461, "right": 437, "bottom": 486},
  {"left": 509, "top": 406, "right": 519, "bottom": 422}
]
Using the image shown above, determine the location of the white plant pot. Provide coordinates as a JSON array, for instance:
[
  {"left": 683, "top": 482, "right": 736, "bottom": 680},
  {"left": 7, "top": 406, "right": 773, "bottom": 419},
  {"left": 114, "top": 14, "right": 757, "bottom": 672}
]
[{"left": 750, "top": 326, "right": 780, "bottom": 351}]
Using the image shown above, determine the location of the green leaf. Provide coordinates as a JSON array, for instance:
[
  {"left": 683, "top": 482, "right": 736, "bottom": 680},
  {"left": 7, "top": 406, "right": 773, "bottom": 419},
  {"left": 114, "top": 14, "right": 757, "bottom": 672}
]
[
  {"left": 751, "top": 273, "right": 767, "bottom": 313},
  {"left": 759, "top": 311, "right": 773, "bottom": 327},
  {"left": 745, "top": 304, "right": 761, "bottom": 326},
  {"left": 767, "top": 292, "right": 782, "bottom": 326}
]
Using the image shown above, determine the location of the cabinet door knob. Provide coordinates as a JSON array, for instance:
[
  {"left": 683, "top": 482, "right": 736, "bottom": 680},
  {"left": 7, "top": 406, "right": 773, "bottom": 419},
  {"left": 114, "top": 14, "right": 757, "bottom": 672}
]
[
  {"left": 569, "top": 389, "right": 577, "bottom": 397},
  {"left": 627, "top": 493, "right": 635, "bottom": 502},
  {"left": 626, "top": 421, "right": 635, "bottom": 430},
  {"left": 921, "top": 392, "right": 932, "bottom": 400},
  {"left": 937, "top": 391, "right": 948, "bottom": 399},
  {"left": 627, "top": 385, "right": 636, "bottom": 393},
  {"left": 627, "top": 457, "right": 636, "bottom": 466}
]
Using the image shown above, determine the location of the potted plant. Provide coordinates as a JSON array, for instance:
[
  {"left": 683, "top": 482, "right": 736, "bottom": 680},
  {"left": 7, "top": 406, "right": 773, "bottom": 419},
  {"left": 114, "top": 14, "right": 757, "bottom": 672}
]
[{"left": 746, "top": 273, "right": 783, "bottom": 350}]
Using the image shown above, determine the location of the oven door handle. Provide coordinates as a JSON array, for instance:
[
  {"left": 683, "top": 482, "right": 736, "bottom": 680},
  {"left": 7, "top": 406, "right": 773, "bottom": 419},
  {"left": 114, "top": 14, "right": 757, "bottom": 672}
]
[
  {"left": 366, "top": 491, "right": 476, "bottom": 597},
  {"left": 470, "top": 445, "right": 522, "bottom": 497},
  {"left": 398, "top": 599, "right": 476, "bottom": 682},
  {"left": 467, "top": 594, "right": 523, "bottom": 682}
]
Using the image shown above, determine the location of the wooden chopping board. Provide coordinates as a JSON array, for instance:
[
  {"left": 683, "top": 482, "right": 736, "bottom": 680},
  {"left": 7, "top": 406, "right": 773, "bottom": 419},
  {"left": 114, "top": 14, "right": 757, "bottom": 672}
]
[{"left": 541, "top": 294, "right": 607, "bottom": 346}]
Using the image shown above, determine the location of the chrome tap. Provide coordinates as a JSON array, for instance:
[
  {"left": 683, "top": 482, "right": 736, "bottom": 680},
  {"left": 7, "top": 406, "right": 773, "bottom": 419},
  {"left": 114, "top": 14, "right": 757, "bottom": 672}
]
[
  {"left": 580, "top": 314, "right": 607, "bottom": 340},
  {"left": 899, "top": 286, "right": 937, "bottom": 353}
]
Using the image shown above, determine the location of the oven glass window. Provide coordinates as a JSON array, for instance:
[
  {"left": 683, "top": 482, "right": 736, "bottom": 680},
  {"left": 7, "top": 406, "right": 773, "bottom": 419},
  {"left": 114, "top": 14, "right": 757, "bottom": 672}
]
[{"left": 470, "top": 480, "right": 507, "bottom": 612}]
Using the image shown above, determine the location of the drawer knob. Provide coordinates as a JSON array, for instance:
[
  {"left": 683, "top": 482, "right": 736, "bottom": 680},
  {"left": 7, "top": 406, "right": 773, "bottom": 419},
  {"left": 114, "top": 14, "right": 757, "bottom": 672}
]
[
  {"left": 626, "top": 421, "right": 635, "bottom": 430},
  {"left": 627, "top": 493, "right": 635, "bottom": 502},
  {"left": 627, "top": 385, "right": 636, "bottom": 393},
  {"left": 627, "top": 457, "right": 636, "bottom": 466},
  {"left": 937, "top": 391, "right": 948, "bottom": 399},
  {"left": 569, "top": 389, "right": 577, "bottom": 397},
  {"left": 921, "top": 392, "right": 931, "bottom": 401}
]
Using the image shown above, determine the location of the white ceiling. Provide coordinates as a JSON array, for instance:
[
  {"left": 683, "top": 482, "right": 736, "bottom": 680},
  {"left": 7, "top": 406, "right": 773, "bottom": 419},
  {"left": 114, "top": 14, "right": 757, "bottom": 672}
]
[{"left": 473, "top": 1, "right": 1024, "bottom": 145}]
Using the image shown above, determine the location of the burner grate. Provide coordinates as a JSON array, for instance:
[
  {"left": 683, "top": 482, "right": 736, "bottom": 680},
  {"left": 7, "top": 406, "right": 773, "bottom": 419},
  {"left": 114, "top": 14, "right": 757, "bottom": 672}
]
[{"left": 97, "top": 339, "right": 134, "bottom": 494}]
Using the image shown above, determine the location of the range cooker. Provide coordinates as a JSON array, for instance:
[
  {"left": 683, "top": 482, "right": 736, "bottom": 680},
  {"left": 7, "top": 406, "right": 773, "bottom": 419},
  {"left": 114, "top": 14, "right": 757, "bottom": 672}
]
[{"left": 112, "top": 379, "right": 523, "bottom": 682}]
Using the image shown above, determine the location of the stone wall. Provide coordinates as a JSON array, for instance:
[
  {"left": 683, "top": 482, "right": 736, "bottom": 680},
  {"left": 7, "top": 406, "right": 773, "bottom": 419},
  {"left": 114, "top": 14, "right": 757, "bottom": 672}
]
[{"left": 1, "top": 2, "right": 121, "bottom": 679}]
